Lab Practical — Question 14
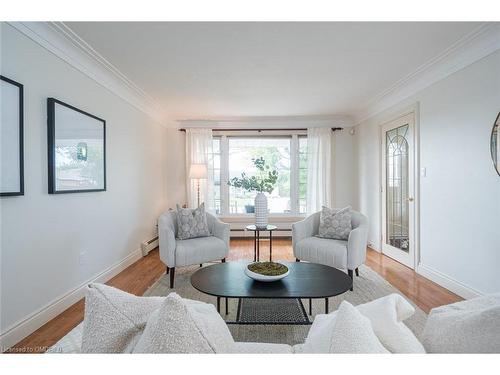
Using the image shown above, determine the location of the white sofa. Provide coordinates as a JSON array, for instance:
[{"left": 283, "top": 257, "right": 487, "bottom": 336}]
[
  {"left": 48, "top": 284, "right": 433, "bottom": 354},
  {"left": 158, "top": 210, "right": 230, "bottom": 288},
  {"left": 48, "top": 284, "right": 500, "bottom": 354},
  {"left": 292, "top": 210, "right": 369, "bottom": 289}
]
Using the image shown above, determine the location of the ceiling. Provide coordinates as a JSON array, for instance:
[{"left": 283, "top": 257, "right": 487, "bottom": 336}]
[{"left": 65, "top": 22, "right": 482, "bottom": 121}]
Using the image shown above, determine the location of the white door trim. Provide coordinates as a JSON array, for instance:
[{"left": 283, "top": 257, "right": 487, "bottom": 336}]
[{"left": 379, "top": 103, "right": 421, "bottom": 269}]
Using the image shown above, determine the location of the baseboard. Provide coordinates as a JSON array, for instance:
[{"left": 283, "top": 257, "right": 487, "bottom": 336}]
[
  {"left": 0, "top": 248, "right": 143, "bottom": 350},
  {"left": 367, "top": 243, "right": 381, "bottom": 252},
  {"left": 416, "top": 263, "right": 483, "bottom": 299}
]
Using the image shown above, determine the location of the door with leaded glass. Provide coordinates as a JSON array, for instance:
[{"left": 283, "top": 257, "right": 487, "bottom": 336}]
[{"left": 381, "top": 112, "right": 416, "bottom": 268}]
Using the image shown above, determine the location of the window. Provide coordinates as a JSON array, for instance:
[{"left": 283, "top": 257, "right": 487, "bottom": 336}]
[
  {"left": 211, "top": 134, "right": 307, "bottom": 216},
  {"left": 229, "top": 137, "right": 291, "bottom": 214}
]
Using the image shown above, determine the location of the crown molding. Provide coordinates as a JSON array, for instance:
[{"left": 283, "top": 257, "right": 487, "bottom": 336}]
[
  {"left": 8, "top": 22, "right": 498, "bottom": 127},
  {"left": 355, "top": 23, "right": 500, "bottom": 124},
  {"left": 7, "top": 22, "right": 165, "bottom": 124},
  {"left": 178, "top": 114, "right": 354, "bottom": 129}
]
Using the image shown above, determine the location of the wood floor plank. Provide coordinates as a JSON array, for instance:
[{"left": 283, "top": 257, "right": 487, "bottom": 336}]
[{"left": 7, "top": 238, "right": 461, "bottom": 353}]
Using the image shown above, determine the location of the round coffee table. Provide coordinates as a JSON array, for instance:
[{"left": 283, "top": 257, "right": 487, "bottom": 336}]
[{"left": 191, "top": 261, "right": 352, "bottom": 317}]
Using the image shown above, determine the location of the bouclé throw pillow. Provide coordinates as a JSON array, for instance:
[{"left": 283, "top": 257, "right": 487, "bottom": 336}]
[
  {"left": 356, "top": 294, "right": 425, "bottom": 353},
  {"left": 302, "top": 293, "right": 424, "bottom": 353},
  {"left": 329, "top": 301, "right": 389, "bottom": 353},
  {"left": 81, "top": 283, "right": 164, "bottom": 353},
  {"left": 133, "top": 293, "right": 215, "bottom": 353},
  {"left": 317, "top": 206, "right": 352, "bottom": 240},
  {"left": 176, "top": 203, "right": 211, "bottom": 240}
]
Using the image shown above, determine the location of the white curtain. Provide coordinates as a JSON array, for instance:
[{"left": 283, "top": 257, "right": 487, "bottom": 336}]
[
  {"left": 185, "top": 128, "right": 214, "bottom": 211},
  {"left": 306, "top": 127, "right": 332, "bottom": 214}
]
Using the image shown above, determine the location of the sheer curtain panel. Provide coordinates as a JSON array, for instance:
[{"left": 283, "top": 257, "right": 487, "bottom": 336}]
[
  {"left": 306, "top": 127, "right": 332, "bottom": 214},
  {"left": 185, "top": 128, "right": 214, "bottom": 211}
]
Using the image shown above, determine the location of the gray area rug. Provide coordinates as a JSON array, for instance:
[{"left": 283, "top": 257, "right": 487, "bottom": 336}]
[{"left": 144, "top": 263, "right": 427, "bottom": 346}]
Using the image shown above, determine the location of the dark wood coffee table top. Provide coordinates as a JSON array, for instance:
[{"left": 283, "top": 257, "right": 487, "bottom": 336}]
[{"left": 191, "top": 261, "right": 352, "bottom": 299}]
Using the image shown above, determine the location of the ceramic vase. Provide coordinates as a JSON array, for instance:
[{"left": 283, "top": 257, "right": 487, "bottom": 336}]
[{"left": 254, "top": 192, "right": 268, "bottom": 228}]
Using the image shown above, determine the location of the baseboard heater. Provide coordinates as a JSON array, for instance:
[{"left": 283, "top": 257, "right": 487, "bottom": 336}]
[{"left": 141, "top": 236, "right": 159, "bottom": 256}]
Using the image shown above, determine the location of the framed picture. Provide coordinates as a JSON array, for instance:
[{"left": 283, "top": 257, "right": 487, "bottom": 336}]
[
  {"left": 47, "top": 98, "right": 106, "bottom": 194},
  {"left": 1, "top": 75, "right": 24, "bottom": 196}
]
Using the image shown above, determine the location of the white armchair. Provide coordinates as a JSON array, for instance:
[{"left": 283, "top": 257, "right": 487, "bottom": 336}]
[
  {"left": 292, "top": 210, "right": 369, "bottom": 290},
  {"left": 158, "top": 210, "right": 230, "bottom": 288}
]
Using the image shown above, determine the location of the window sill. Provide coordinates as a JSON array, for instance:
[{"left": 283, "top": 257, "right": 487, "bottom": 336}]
[{"left": 217, "top": 214, "right": 306, "bottom": 223}]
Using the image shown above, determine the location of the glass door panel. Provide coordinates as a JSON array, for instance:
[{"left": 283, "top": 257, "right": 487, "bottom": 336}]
[
  {"left": 381, "top": 112, "right": 415, "bottom": 269},
  {"left": 386, "top": 124, "right": 410, "bottom": 253}
]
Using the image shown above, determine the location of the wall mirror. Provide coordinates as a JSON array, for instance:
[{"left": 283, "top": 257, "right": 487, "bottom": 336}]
[{"left": 491, "top": 112, "right": 500, "bottom": 176}]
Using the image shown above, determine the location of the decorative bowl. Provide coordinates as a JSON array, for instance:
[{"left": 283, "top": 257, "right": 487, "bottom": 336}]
[{"left": 244, "top": 262, "right": 290, "bottom": 282}]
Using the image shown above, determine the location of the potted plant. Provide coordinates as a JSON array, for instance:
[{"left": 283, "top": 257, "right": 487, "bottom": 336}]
[{"left": 228, "top": 157, "right": 278, "bottom": 228}]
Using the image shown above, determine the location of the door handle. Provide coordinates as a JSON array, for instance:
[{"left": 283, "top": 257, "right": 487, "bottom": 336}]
[{"left": 408, "top": 197, "right": 414, "bottom": 202}]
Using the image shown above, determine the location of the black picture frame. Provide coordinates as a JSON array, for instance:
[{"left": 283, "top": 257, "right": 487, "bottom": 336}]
[
  {"left": 0, "top": 75, "right": 24, "bottom": 197},
  {"left": 47, "top": 98, "right": 106, "bottom": 194}
]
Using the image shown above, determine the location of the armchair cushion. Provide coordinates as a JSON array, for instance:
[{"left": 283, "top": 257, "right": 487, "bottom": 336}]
[
  {"left": 317, "top": 206, "right": 352, "bottom": 240},
  {"left": 175, "top": 203, "right": 210, "bottom": 240},
  {"left": 294, "top": 236, "right": 348, "bottom": 269},
  {"left": 175, "top": 236, "right": 228, "bottom": 267}
]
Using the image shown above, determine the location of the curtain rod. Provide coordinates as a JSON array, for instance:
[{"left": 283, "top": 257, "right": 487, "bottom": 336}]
[{"left": 178, "top": 127, "right": 343, "bottom": 132}]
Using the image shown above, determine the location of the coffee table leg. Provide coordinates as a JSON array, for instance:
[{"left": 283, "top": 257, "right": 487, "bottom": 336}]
[
  {"left": 225, "top": 297, "right": 229, "bottom": 315},
  {"left": 325, "top": 298, "right": 329, "bottom": 314},
  {"left": 253, "top": 231, "right": 257, "bottom": 262},
  {"left": 257, "top": 230, "right": 260, "bottom": 262},
  {"left": 217, "top": 297, "right": 221, "bottom": 314},
  {"left": 309, "top": 298, "right": 312, "bottom": 315},
  {"left": 269, "top": 230, "right": 272, "bottom": 262}
]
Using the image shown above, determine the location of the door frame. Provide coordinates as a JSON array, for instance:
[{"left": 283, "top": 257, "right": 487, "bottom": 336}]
[{"left": 378, "top": 103, "right": 421, "bottom": 270}]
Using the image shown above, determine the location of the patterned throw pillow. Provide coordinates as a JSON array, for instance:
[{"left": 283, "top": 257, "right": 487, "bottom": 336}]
[
  {"left": 176, "top": 203, "right": 211, "bottom": 240},
  {"left": 317, "top": 206, "right": 352, "bottom": 240}
]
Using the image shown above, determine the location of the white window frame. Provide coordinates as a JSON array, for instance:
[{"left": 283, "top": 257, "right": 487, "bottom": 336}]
[{"left": 212, "top": 130, "right": 307, "bottom": 218}]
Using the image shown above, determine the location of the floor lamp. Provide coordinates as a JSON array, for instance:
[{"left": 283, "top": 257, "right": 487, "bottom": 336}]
[{"left": 189, "top": 163, "right": 208, "bottom": 207}]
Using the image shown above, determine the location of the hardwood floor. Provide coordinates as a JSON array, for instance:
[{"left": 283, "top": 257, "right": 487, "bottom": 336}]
[{"left": 8, "top": 238, "right": 461, "bottom": 353}]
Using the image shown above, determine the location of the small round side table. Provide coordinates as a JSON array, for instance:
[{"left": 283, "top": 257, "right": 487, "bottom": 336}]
[{"left": 245, "top": 224, "right": 278, "bottom": 262}]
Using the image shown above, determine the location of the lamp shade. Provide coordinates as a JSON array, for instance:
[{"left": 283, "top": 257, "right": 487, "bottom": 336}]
[{"left": 189, "top": 163, "right": 208, "bottom": 179}]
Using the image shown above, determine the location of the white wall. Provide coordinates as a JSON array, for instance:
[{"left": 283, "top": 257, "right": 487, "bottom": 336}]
[
  {"left": 333, "top": 130, "right": 357, "bottom": 209},
  {"left": 0, "top": 24, "right": 169, "bottom": 345},
  {"left": 355, "top": 50, "right": 500, "bottom": 296},
  {"left": 165, "top": 128, "right": 186, "bottom": 208}
]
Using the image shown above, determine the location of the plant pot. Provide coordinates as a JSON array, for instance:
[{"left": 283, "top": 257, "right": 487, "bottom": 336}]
[
  {"left": 245, "top": 265, "right": 290, "bottom": 282},
  {"left": 245, "top": 204, "right": 255, "bottom": 213},
  {"left": 254, "top": 192, "right": 268, "bottom": 228}
]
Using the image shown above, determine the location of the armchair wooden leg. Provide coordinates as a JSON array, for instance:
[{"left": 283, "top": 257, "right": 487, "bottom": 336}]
[
  {"left": 222, "top": 258, "right": 226, "bottom": 263},
  {"left": 355, "top": 268, "right": 359, "bottom": 277},
  {"left": 347, "top": 269, "right": 354, "bottom": 291},
  {"left": 169, "top": 267, "right": 175, "bottom": 288},
  {"left": 166, "top": 266, "right": 169, "bottom": 275}
]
